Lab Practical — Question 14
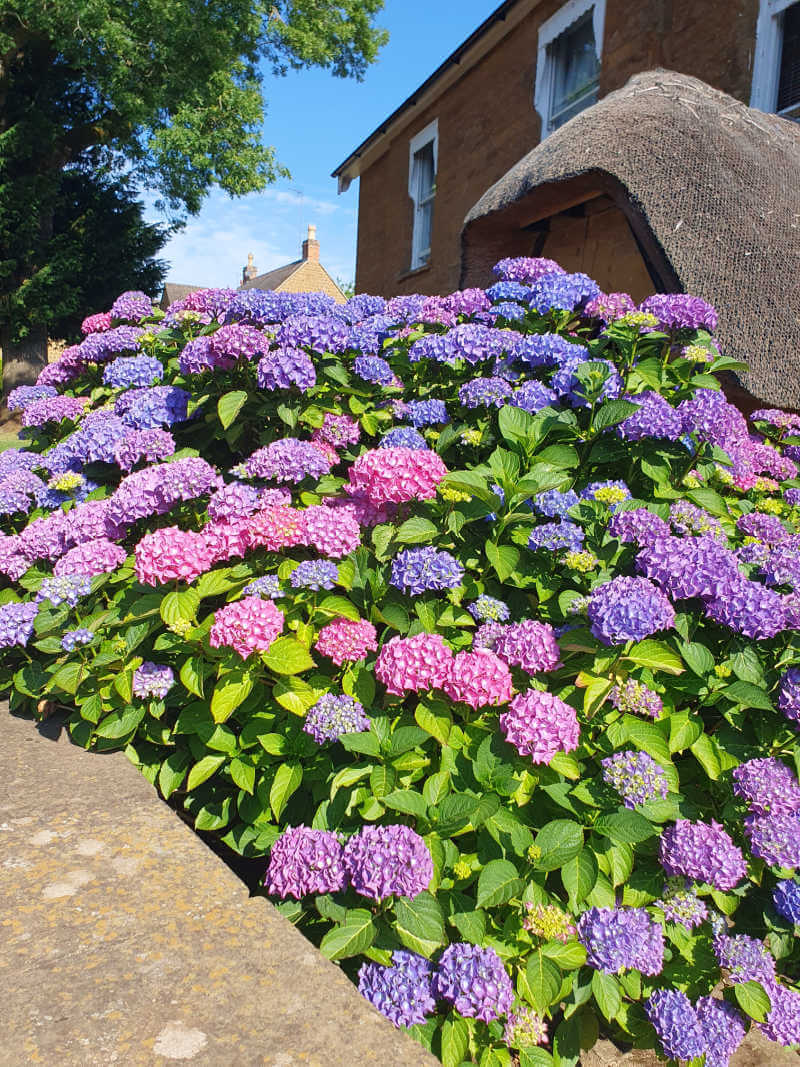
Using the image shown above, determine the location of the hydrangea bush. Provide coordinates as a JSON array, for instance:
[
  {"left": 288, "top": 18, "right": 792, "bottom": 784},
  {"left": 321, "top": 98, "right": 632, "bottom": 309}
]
[{"left": 3, "top": 267, "right": 800, "bottom": 1065}]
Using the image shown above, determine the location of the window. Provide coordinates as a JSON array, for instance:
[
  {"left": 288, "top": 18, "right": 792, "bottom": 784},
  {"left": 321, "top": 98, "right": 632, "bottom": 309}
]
[
  {"left": 408, "top": 120, "right": 438, "bottom": 270},
  {"left": 751, "top": 0, "right": 800, "bottom": 120},
  {"left": 534, "top": 0, "right": 606, "bottom": 139}
]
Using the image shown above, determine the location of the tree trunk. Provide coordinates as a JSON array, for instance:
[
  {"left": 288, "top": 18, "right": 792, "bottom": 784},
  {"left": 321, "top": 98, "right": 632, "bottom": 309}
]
[{"left": 1, "top": 323, "right": 48, "bottom": 393}]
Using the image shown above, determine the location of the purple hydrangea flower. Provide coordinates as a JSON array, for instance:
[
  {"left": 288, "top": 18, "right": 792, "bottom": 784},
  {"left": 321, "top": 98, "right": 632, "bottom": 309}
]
[
  {"left": 737, "top": 512, "right": 789, "bottom": 545},
  {"left": 0, "top": 601, "right": 39, "bottom": 648},
  {"left": 278, "top": 313, "right": 351, "bottom": 354},
  {"left": 459, "top": 376, "right": 513, "bottom": 408},
  {"left": 107, "top": 457, "right": 222, "bottom": 528},
  {"left": 354, "top": 355, "right": 394, "bottom": 384},
  {"left": 778, "top": 668, "right": 800, "bottom": 725},
  {"left": 529, "top": 271, "right": 600, "bottom": 313},
  {"left": 637, "top": 534, "right": 741, "bottom": 600},
  {"left": 705, "top": 577, "right": 787, "bottom": 639},
  {"left": 645, "top": 990, "right": 707, "bottom": 1062},
  {"left": 493, "top": 619, "right": 561, "bottom": 673},
  {"left": 290, "top": 560, "right": 338, "bottom": 591},
  {"left": 257, "top": 347, "right": 316, "bottom": 391},
  {"left": 656, "top": 880, "right": 708, "bottom": 929},
  {"left": 473, "top": 621, "right": 507, "bottom": 651},
  {"left": 61, "top": 628, "right": 94, "bottom": 652},
  {"left": 584, "top": 291, "right": 636, "bottom": 323},
  {"left": 762, "top": 545, "right": 800, "bottom": 590},
  {"left": 714, "top": 934, "right": 776, "bottom": 986},
  {"left": 132, "top": 661, "right": 175, "bottom": 700},
  {"left": 493, "top": 256, "right": 565, "bottom": 284},
  {"left": 390, "top": 547, "right": 464, "bottom": 595},
  {"left": 659, "top": 820, "right": 747, "bottom": 889},
  {"left": 578, "top": 907, "right": 664, "bottom": 975},
  {"left": 112, "top": 428, "right": 175, "bottom": 472},
  {"left": 404, "top": 399, "right": 449, "bottom": 426},
  {"left": 6, "top": 385, "right": 58, "bottom": 412},
  {"left": 785, "top": 488, "right": 800, "bottom": 507},
  {"left": 759, "top": 984, "right": 800, "bottom": 1046},
  {"left": 432, "top": 943, "right": 514, "bottom": 1023},
  {"left": 732, "top": 758, "right": 800, "bottom": 816},
  {"left": 379, "top": 427, "right": 427, "bottom": 450},
  {"left": 242, "top": 575, "right": 283, "bottom": 599},
  {"left": 110, "top": 290, "right": 153, "bottom": 321},
  {"left": 467, "top": 595, "right": 510, "bottom": 623},
  {"left": 617, "top": 391, "right": 683, "bottom": 441},
  {"left": 745, "top": 812, "right": 800, "bottom": 867},
  {"left": 264, "top": 826, "right": 346, "bottom": 899},
  {"left": 602, "top": 750, "right": 669, "bottom": 808},
  {"left": 78, "top": 324, "right": 144, "bottom": 362},
  {"left": 640, "top": 293, "right": 718, "bottom": 332},
  {"left": 696, "top": 996, "right": 746, "bottom": 1067},
  {"left": 610, "top": 678, "right": 663, "bottom": 718},
  {"left": 115, "top": 386, "right": 190, "bottom": 429},
  {"left": 609, "top": 508, "right": 670, "bottom": 547},
  {"left": 514, "top": 332, "right": 585, "bottom": 368},
  {"left": 669, "top": 500, "right": 725, "bottom": 540},
  {"left": 587, "top": 576, "right": 675, "bottom": 645},
  {"left": 528, "top": 520, "right": 585, "bottom": 552},
  {"left": 343, "top": 825, "right": 432, "bottom": 901},
  {"left": 102, "top": 355, "right": 164, "bottom": 389},
  {"left": 510, "top": 379, "right": 559, "bottom": 413},
  {"left": 303, "top": 693, "right": 370, "bottom": 743},
  {"left": 774, "top": 880, "right": 800, "bottom": 923},
  {"left": 357, "top": 951, "right": 436, "bottom": 1029},
  {"left": 244, "top": 439, "right": 331, "bottom": 482},
  {"left": 207, "top": 482, "right": 261, "bottom": 523}
]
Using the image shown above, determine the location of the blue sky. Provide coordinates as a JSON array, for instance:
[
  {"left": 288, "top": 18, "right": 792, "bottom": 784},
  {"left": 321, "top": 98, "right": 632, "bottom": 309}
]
[{"left": 149, "top": 1, "right": 502, "bottom": 290}]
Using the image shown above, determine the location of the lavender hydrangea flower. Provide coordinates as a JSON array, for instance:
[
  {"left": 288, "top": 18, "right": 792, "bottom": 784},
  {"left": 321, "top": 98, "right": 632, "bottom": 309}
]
[
  {"left": 774, "top": 880, "right": 800, "bottom": 923},
  {"left": 528, "top": 519, "right": 585, "bottom": 552},
  {"left": 617, "top": 391, "right": 683, "bottom": 441},
  {"left": 778, "top": 668, "right": 800, "bottom": 725},
  {"left": 656, "top": 880, "right": 708, "bottom": 929},
  {"left": 110, "top": 290, "right": 153, "bottom": 321},
  {"left": 467, "top": 595, "right": 510, "bottom": 623},
  {"left": 290, "top": 560, "right": 338, "bottom": 591},
  {"left": 714, "top": 934, "right": 776, "bottom": 985},
  {"left": 610, "top": 678, "right": 663, "bottom": 718},
  {"left": 404, "top": 399, "right": 449, "bottom": 426},
  {"left": 207, "top": 482, "right": 261, "bottom": 523},
  {"left": 343, "top": 825, "right": 432, "bottom": 900},
  {"left": 35, "top": 574, "right": 93, "bottom": 608},
  {"left": 244, "top": 439, "right": 331, "bottom": 483},
  {"left": 602, "top": 750, "right": 669, "bottom": 808},
  {"left": 61, "top": 628, "right": 94, "bottom": 652},
  {"left": 0, "top": 601, "right": 39, "bottom": 648},
  {"left": 659, "top": 820, "right": 746, "bottom": 889},
  {"left": 732, "top": 758, "right": 800, "bottom": 816},
  {"left": 357, "top": 951, "right": 435, "bottom": 1028},
  {"left": 696, "top": 996, "right": 746, "bottom": 1067},
  {"left": 379, "top": 427, "right": 427, "bottom": 450},
  {"left": 645, "top": 990, "right": 707, "bottom": 1062},
  {"left": 705, "top": 577, "right": 787, "bottom": 639},
  {"left": 578, "top": 907, "right": 664, "bottom": 975},
  {"left": 745, "top": 812, "right": 800, "bottom": 868},
  {"left": 303, "top": 693, "right": 370, "bottom": 743},
  {"left": 432, "top": 943, "right": 514, "bottom": 1022},
  {"left": 257, "top": 347, "right": 316, "bottom": 391},
  {"left": 132, "top": 661, "right": 175, "bottom": 700},
  {"left": 640, "top": 293, "right": 718, "bottom": 332},
  {"left": 458, "top": 376, "right": 513, "bottom": 408},
  {"left": 102, "top": 355, "right": 164, "bottom": 389},
  {"left": 637, "top": 534, "right": 741, "bottom": 600},
  {"left": 264, "top": 826, "right": 346, "bottom": 899},
  {"left": 609, "top": 508, "right": 670, "bottom": 547},
  {"left": 6, "top": 385, "right": 58, "bottom": 412},
  {"left": 242, "top": 575, "right": 284, "bottom": 599},
  {"left": 510, "top": 379, "right": 558, "bottom": 413},
  {"left": 587, "top": 576, "right": 675, "bottom": 645},
  {"left": 390, "top": 547, "right": 464, "bottom": 595}
]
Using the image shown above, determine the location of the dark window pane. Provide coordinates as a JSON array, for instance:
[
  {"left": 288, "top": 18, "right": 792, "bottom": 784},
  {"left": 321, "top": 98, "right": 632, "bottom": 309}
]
[
  {"left": 778, "top": 2, "right": 800, "bottom": 113},
  {"left": 549, "top": 12, "right": 600, "bottom": 129}
]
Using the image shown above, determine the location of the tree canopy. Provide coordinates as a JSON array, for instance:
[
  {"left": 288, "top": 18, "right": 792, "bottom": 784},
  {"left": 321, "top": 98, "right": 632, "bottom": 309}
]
[{"left": 0, "top": 0, "right": 387, "bottom": 371}]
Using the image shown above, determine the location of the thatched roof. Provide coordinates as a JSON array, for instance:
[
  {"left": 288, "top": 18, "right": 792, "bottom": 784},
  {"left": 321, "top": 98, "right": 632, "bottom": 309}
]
[
  {"left": 160, "top": 283, "right": 202, "bottom": 309},
  {"left": 461, "top": 70, "right": 800, "bottom": 408}
]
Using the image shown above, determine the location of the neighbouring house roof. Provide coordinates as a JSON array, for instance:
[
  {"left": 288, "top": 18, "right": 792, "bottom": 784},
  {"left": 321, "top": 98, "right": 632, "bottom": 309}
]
[
  {"left": 332, "top": 0, "right": 541, "bottom": 192},
  {"left": 461, "top": 69, "right": 800, "bottom": 408},
  {"left": 241, "top": 260, "right": 304, "bottom": 291}
]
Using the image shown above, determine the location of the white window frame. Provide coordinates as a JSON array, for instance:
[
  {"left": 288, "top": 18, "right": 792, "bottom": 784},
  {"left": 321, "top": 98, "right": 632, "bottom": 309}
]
[
  {"left": 408, "top": 119, "right": 438, "bottom": 270},
  {"left": 751, "top": 0, "right": 800, "bottom": 116},
  {"left": 534, "top": 0, "right": 606, "bottom": 139}
]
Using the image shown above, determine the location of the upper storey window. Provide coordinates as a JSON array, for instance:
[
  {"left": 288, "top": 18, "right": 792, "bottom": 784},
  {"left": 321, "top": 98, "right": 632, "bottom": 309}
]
[{"left": 535, "top": 0, "right": 606, "bottom": 138}]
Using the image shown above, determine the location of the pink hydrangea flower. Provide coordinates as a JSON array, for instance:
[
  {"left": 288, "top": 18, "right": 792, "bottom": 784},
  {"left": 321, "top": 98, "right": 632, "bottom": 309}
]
[
  {"left": 347, "top": 448, "right": 447, "bottom": 505},
  {"left": 315, "top": 617, "right": 378, "bottom": 665},
  {"left": 500, "top": 689, "right": 580, "bottom": 764},
  {"left": 375, "top": 633, "right": 455, "bottom": 696},
  {"left": 134, "top": 526, "right": 214, "bottom": 585},
  {"left": 248, "top": 506, "right": 307, "bottom": 551},
  {"left": 81, "top": 311, "right": 113, "bottom": 334},
  {"left": 201, "top": 519, "right": 252, "bottom": 563},
  {"left": 54, "top": 539, "right": 127, "bottom": 577},
  {"left": 443, "top": 649, "right": 513, "bottom": 709},
  {"left": 303, "top": 505, "right": 361, "bottom": 558},
  {"left": 209, "top": 596, "right": 284, "bottom": 659}
]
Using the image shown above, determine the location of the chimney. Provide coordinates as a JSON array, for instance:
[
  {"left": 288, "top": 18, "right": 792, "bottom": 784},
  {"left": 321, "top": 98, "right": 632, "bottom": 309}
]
[
  {"left": 241, "top": 252, "right": 257, "bottom": 285},
  {"left": 302, "top": 223, "right": 319, "bottom": 262}
]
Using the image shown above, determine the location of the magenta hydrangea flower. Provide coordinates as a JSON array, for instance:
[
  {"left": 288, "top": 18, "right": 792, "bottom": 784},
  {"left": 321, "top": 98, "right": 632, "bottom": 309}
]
[
  {"left": 134, "top": 527, "right": 214, "bottom": 586},
  {"left": 732, "top": 758, "right": 800, "bottom": 816},
  {"left": 443, "top": 649, "right": 513, "bottom": 708},
  {"left": 132, "top": 661, "right": 174, "bottom": 700},
  {"left": 374, "top": 633, "right": 455, "bottom": 696},
  {"left": 432, "top": 943, "right": 514, "bottom": 1023},
  {"left": 347, "top": 448, "right": 447, "bottom": 505},
  {"left": 82, "top": 311, "right": 113, "bottom": 334},
  {"left": 500, "top": 689, "right": 580, "bottom": 764},
  {"left": 302, "top": 505, "right": 361, "bottom": 558},
  {"left": 343, "top": 825, "right": 433, "bottom": 901},
  {"left": 21, "top": 395, "right": 89, "bottom": 427},
  {"left": 264, "top": 826, "right": 346, "bottom": 899},
  {"left": 578, "top": 907, "right": 664, "bottom": 975},
  {"left": 493, "top": 619, "right": 561, "bottom": 674},
  {"left": 314, "top": 617, "right": 377, "bottom": 666},
  {"left": 659, "top": 820, "right": 747, "bottom": 889},
  {"left": 54, "top": 539, "right": 127, "bottom": 578},
  {"left": 357, "top": 952, "right": 436, "bottom": 1029},
  {"left": 208, "top": 596, "right": 284, "bottom": 660},
  {"left": 588, "top": 576, "right": 675, "bottom": 645}
]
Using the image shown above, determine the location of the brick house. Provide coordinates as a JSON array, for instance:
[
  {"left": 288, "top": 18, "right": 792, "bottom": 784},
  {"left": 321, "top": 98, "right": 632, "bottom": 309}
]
[
  {"left": 333, "top": 0, "right": 800, "bottom": 298},
  {"left": 160, "top": 225, "right": 345, "bottom": 307}
]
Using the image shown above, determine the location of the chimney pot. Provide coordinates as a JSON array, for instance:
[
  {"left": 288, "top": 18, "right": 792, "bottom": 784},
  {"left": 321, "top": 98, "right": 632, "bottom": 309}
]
[{"left": 302, "top": 223, "right": 320, "bottom": 262}]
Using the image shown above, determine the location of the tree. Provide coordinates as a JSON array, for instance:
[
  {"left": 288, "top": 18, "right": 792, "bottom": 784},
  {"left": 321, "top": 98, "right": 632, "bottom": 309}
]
[{"left": 0, "top": 1, "right": 387, "bottom": 385}]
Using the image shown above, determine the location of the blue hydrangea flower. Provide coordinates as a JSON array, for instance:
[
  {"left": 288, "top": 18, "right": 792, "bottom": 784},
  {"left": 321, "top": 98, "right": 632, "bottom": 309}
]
[
  {"left": 468, "top": 595, "right": 510, "bottom": 623},
  {"left": 510, "top": 380, "right": 558, "bottom": 413},
  {"left": 115, "top": 386, "right": 191, "bottom": 429},
  {"left": 357, "top": 951, "right": 435, "bottom": 1029},
  {"left": 35, "top": 574, "right": 93, "bottom": 608},
  {"left": 645, "top": 990, "right": 707, "bottom": 1062},
  {"left": 774, "top": 880, "right": 800, "bottom": 923},
  {"left": 404, "top": 399, "right": 449, "bottom": 426},
  {"left": 459, "top": 377, "right": 512, "bottom": 409},
  {"left": 0, "top": 601, "right": 39, "bottom": 648},
  {"left": 243, "top": 575, "right": 284, "bottom": 599},
  {"left": 354, "top": 355, "right": 394, "bottom": 384},
  {"left": 528, "top": 520, "right": 584, "bottom": 552},
  {"left": 532, "top": 489, "right": 579, "bottom": 518},
  {"left": 486, "top": 280, "right": 532, "bottom": 303},
  {"left": 379, "top": 427, "right": 428, "bottom": 450},
  {"left": 61, "top": 628, "right": 94, "bottom": 651},
  {"left": 529, "top": 271, "right": 600, "bottom": 313},
  {"left": 390, "top": 547, "right": 464, "bottom": 595},
  {"left": 290, "top": 560, "right": 339, "bottom": 591},
  {"left": 102, "top": 355, "right": 164, "bottom": 389}
]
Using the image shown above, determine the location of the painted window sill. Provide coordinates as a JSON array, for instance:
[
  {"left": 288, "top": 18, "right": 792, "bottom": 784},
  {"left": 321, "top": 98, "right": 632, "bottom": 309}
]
[{"left": 396, "top": 263, "right": 431, "bottom": 283}]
